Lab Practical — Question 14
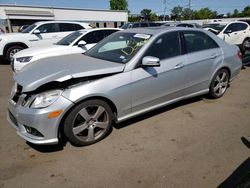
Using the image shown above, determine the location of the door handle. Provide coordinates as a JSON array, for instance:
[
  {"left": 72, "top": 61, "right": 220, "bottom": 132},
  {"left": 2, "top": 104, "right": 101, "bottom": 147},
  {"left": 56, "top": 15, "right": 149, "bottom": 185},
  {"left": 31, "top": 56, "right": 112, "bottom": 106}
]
[
  {"left": 210, "top": 53, "right": 218, "bottom": 59},
  {"left": 52, "top": 35, "right": 57, "bottom": 38},
  {"left": 174, "top": 63, "right": 184, "bottom": 69}
]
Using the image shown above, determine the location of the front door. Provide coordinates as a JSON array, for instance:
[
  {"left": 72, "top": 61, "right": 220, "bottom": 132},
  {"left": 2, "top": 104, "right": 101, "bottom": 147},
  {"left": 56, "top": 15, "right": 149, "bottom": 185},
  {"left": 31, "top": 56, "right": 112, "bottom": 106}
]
[
  {"left": 29, "top": 23, "right": 60, "bottom": 47},
  {"left": 131, "top": 31, "right": 186, "bottom": 112}
]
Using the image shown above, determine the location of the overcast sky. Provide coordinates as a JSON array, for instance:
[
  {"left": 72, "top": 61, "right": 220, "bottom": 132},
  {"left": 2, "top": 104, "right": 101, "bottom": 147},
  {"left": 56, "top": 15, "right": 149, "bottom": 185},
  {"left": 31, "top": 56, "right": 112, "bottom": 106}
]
[{"left": 0, "top": 0, "right": 249, "bottom": 14}]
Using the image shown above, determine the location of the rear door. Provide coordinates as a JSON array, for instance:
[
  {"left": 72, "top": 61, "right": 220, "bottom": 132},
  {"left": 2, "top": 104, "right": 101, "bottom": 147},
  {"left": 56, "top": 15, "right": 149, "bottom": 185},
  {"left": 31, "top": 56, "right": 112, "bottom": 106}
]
[{"left": 182, "top": 30, "right": 223, "bottom": 95}]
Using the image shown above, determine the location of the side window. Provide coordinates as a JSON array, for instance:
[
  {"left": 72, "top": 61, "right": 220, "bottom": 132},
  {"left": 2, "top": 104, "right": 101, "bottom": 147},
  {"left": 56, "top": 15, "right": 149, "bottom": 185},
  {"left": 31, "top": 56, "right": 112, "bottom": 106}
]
[
  {"left": 59, "top": 23, "right": 76, "bottom": 32},
  {"left": 149, "top": 23, "right": 157, "bottom": 27},
  {"left": 144, "top": 32, "right": 181, "bottom": 60},
  {"left": 74, "top": 24, "right": 84, "bottom": 30},
  {"left": 133, "top": 23, "right": 140, "bottom": 28},
  {"left": 81, "top": 31, "right": 104, "bottom": 44},
  {"left": 183, "top": 31, "right": 219, "bottom": 53},
  {"left": 104, "top": 30, "right": 118, "bottom": 37},
  {"left": 36, "top": 23, "right": 58, "bottom": 33},
  {"left": 141, "top": 23, "right": 148, "bottom": 27},
  {"left": 177, "top": 24, "right": 194, "bottom": 28},
  {"left": 225, "top": 23, "right": 238, "bottom": 32},
  {"left": 238, "top": 23, "right": 248, "bottom": 30}
]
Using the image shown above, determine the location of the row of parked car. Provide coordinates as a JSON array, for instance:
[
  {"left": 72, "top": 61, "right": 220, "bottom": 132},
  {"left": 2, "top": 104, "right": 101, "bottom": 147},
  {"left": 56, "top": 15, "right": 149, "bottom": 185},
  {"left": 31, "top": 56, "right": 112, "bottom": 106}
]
[{"left": 1, "top": 19, "right": 246, "bottom": 147}]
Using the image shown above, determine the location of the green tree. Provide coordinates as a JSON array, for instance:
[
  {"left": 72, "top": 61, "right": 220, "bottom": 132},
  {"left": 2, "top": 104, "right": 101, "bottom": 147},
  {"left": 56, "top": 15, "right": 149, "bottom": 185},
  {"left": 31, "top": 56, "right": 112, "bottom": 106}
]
[
  {"left": 128, "top": 16, "right": 140, "bottom": 22},
  {"left": 242, "top": 6, "right": 250, "bottom": 17},
  {"left": 149, "top": 12, "right": 159, "bottom": 21},
  {"left": 109, "top": 0, "right": 128, "bottom": 10},
  {"left": 171, "top": 6, "right": 183, "bottom": 20},
  {"left": 232, "top": 9, "right": 239, "bottom": 17},
  {"left": 226, "top": 12, "right": 231, "bottom": 18},
  {"left": 141, "top": 9, "right": 152, "bottom": 21},
  {"left": 193, "top": 8, "right": 217, "bottom": 19},
  {"left": 182, "top": 8, "right": 193, "bottom": 20}
]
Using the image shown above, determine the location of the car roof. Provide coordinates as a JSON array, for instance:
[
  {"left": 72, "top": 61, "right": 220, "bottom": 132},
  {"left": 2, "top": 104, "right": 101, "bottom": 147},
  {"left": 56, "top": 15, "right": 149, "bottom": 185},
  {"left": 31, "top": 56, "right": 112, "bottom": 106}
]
[
  {"left": 78, "top": 27, "right": 122, "bottom": 32},
  {"left": 35, "top": 21, "right": 89, "bottom": 25},
  {"left": 119, "top": 26, "right": 203, "bottom": 36}
]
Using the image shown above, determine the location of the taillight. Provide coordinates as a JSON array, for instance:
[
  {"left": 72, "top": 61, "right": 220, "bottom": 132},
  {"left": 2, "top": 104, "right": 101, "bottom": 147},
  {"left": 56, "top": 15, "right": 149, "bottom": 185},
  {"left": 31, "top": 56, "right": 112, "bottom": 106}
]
[{"left": 237, "top": 50, "right": 242, "bottom": 60}]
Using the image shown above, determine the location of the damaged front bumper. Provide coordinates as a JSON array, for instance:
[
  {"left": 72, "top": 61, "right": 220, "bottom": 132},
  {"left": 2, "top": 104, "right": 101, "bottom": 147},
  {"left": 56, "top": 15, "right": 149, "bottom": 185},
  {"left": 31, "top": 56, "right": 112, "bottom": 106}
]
[{"left": 7, "top": 94, "right": 74, "bottom": 145}]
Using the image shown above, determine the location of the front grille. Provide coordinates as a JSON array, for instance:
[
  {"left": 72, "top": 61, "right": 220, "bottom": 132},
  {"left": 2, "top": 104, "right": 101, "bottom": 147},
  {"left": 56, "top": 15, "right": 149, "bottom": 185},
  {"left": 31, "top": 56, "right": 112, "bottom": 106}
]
[
  {"left": 8, "top": 110, "right": 18, "bottom": 127},
  {"left": 12, "top": 84, "right": 23, "bottom": 103},
  {"left": 10, "top": 59, "right": 14, "bottom": 71}
]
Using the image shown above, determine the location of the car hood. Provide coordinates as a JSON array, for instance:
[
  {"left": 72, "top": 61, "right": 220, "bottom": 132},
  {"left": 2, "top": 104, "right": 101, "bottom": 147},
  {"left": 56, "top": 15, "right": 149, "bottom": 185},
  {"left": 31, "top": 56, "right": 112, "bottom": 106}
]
[
  {"left": 0, "top": 32, "right": 30, "bottom": 40},
  {"left": 15, "top": 54, "right": 125, "bottom": 92},
  {"left": 14, "top": 45, "right": 70, "bottom": 58}
]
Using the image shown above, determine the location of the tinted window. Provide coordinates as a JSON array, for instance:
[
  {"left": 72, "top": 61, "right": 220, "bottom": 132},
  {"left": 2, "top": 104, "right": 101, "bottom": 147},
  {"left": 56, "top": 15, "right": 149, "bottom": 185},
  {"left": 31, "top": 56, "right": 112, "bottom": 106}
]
[
  {"left": 59, "top": 23, "right": 74, "bottom": 31},
  {"left": 177, "top": 24, "right": 194, "bottom": 28},
  {"left": 140, "top": 23, "right": 148, "bottom": 27},
  {"left": 225, "top": 23, "right": 247, "bottom": 32},
  {"left": 239, "top": 23, "right": 248, "bottom": 30},
  {"left": 37, "top": 23, "right": 58, "bottom": 33},
  {"left": 81, "top": 30, "right": 104, "bottom": 44},
  {"left": 104, "top": 30, "right": 118, "bottom": 37},
  {"left": 57, "top": 31, "right": 83, "bottom": 45},
  {"left": 183, "top": 31, "right": 219, "bottom": 53},
  {"left": 74, "top": 24, "right": 84, "bottom": 30},
  {"left": 104, "top": 23, "right": 107, "bottom": 28},
  {"left": 133, "top": 23, "right": 140, "bottom": 28},
  {"left": 144, "top": 32, "right": 181, "bottom": 60}
]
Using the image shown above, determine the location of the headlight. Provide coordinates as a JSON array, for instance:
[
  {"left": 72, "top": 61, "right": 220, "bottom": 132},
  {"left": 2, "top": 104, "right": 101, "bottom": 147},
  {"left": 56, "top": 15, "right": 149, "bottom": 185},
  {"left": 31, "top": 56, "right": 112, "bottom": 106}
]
[
  {"left": 30, "top": 90, "right": 62, "bottom": 109},
  {"left": 10, "top": 83, "right": 17, "bottom": 98},
  {"left": 16, "top": 56, "right": 32, "bottom": 63}
]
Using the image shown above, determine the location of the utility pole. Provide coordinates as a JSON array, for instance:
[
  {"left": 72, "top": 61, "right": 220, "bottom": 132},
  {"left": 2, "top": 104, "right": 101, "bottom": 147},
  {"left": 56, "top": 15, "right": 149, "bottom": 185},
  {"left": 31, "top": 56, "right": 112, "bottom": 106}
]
[
  {"left": 188, "top": 0, "right": 191, "bottom": 20},
  {"left": 163, "top": 0, "right": 167, "bottom": 21}
]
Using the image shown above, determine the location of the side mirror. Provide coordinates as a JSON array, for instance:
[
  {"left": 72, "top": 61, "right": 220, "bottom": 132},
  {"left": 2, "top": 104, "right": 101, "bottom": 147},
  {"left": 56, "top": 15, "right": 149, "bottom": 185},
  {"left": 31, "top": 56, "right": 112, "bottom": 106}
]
[
  {"left": 142, "top": 56, "right": 160, "bottom": 67},
  {"left": 33, "top": 29, "right": 40, "bottom": 34},
  {"left": 78, "top": 40, "right": 87, "bottom": 47},
  {"left": 224, "top": 29, "right": 232, "bottom": 34}
]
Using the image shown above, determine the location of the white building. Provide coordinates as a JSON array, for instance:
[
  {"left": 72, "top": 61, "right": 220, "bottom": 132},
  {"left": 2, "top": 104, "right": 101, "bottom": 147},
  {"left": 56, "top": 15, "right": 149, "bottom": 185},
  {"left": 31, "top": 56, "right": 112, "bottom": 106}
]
[{"left": 0, "top": 4, "right": 128, "bottom": 32}]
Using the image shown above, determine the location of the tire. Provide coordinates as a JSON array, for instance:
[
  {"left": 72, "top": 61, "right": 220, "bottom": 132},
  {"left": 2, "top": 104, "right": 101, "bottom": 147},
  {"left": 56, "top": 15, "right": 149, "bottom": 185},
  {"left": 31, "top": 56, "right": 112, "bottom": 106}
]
[
  {"left": 241, "top": 38, "right": 249, "bottom": 55},
  {"left": 64, "top": 99, "right": 113, "bottom": 146},
  {"left": 209, "top": 69, "right": 229, "bottom": 99},
  {"left": 6, "top": 46, "right": 24, "bottom": 62}
]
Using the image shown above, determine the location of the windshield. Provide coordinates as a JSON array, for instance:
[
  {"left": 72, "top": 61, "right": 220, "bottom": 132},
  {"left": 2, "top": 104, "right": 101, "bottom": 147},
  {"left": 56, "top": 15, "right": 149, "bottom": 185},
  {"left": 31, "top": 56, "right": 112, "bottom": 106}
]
[
  {"left": 21, "top": 23, "right": 37, "bottom": 33},
  {"left": 203, "top": 24, "right": 226, "bottom": 32},
  {"left": 85, "top": 32, "right": 152, "bottom": 64},
  {"left": 121, "top": 23, "right": 132, "bottom": 29},
  {"left": 56, "top": 31, "right": 84, "bottom": 46}
]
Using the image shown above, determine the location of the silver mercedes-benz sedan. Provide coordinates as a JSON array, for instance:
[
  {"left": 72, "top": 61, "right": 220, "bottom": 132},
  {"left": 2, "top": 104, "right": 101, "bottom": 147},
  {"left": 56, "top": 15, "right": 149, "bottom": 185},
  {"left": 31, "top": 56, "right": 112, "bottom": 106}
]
[{"left": 7, "top": 27, "right": 242, "bottom": 146}]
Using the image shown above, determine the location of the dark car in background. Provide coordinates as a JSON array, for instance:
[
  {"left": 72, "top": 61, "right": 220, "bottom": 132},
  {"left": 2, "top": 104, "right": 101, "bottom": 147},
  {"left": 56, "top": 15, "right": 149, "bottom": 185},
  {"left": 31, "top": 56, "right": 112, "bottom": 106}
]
[{"left": 121, "top": 22, "right": 164, "bottom": 29}]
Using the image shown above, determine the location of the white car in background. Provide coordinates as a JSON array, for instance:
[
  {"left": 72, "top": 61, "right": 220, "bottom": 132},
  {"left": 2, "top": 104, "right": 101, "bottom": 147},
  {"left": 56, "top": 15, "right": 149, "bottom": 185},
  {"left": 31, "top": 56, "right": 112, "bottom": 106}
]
[
  {"left": 203, "top": 21, "right": 250, "bottom": 50},
  {"left": 0, "top": 21, "right": 91, "bottom": 62},
  {"left": 12, "top": 28, "right": 121, "bottom": 72}
]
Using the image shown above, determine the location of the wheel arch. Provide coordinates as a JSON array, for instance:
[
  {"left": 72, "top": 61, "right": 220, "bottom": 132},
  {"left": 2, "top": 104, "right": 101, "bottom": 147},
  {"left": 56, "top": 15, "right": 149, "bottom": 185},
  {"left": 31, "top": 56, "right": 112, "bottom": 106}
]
[
  {"left": 211, "top": 66, "right": 231, "bottom": 82},
  {"left": 3, "top": 42, "right": 29, "bottom": 57},
  {"left": 57, "top": 96, "right": 118, "bottom": 141}
]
